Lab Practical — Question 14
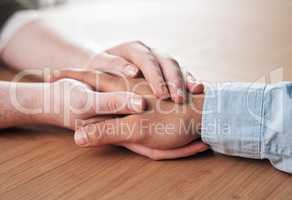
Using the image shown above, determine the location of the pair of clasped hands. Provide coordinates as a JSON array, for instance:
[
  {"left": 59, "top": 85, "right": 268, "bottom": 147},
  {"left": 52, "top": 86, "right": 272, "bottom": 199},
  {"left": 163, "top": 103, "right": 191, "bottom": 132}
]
[{"left": 46, "top": 41, "right": 208, "bottom": 160}]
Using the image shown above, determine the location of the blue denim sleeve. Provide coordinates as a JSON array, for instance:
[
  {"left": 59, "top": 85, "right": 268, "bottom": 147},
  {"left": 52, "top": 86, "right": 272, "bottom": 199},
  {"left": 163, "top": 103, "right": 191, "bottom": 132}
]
[{"left": 201, "top": 82, "right": 292, "bottom": 174}]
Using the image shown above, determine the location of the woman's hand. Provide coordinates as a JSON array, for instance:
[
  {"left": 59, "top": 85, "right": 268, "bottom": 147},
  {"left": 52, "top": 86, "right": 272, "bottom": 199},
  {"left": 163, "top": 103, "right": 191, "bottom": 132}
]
[
  {"left": 87, "top": 41, "right": 202, "bottom": 103},
  {"left": 1, "top": 19, "right": 200, "bottom": 103}
]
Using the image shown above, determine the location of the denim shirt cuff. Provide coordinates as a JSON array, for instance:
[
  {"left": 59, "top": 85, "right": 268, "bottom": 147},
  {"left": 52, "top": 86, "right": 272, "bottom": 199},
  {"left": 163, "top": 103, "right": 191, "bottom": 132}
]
[{"left": 201, "top": 82, "right": 266, "bottom": 159}]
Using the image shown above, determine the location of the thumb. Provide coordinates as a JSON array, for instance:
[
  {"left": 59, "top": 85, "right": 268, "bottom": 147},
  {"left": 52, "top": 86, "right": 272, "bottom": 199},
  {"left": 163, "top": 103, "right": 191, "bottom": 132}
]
[
  {"left": 47, "top": 68, "right": 128, "bottom": 92},
  {"left": 74, "top": 116, "right": 142, "bottom": 147}
]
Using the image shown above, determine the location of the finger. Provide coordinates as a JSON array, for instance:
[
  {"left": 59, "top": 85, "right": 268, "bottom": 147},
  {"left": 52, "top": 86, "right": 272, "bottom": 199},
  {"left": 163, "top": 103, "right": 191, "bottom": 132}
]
[
  {"left": 107, "top": 41, "right": 170, "bottom": 99},
  {"left": 92, "top": 92, "right": 146, "bottom": 114},
  {"left": 121, "top": 141, "right": 209, "bottom": 160},
  {"left": 89, "top": 53, "right": 139, "bottom": 77},
  {"left": 47, "top": 68, "right": 127, "bottom": 92},
  {"left": 47, "top": 68, "right": 98, "bottom": 83},
  {"left": 74, "top": 116, "right": 144, "bottom": 147},
  {"left": 153, "top": 51, "right": 186, "bottom": 104},
  {"left": 185, "top": 71, "right": 204, "bottom": 94}
]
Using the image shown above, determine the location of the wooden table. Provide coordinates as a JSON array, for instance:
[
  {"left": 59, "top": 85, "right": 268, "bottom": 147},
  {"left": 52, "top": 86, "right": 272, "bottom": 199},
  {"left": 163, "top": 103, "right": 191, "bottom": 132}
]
[{"left": 0, "top": 0, "right": 292, "bottom": 199}]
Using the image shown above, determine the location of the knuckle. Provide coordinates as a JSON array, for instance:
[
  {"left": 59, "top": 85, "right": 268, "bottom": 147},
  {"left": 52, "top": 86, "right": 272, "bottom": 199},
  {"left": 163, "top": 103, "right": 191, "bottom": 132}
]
[
  {"left": 129, "top": 40, "right": 152, "bottom": 52},
  {"left": 152, "top": 86, "right": 168, "bottom": 98},
  {"left": 130, "top": 40, "right": 145, "bottom": 46},
  {"left": 105, "top": 96, "right": 121, "bottom": 112},
  {"left": 123, "top": 41, "right": 153, "bottom": 59},
  {"left": 168, "top": 57, "right": 180, "bottom": 66},
  {"left": 171, "top": 80, "right": 184, "bottom": 89},
  {"left": 71, "top": 88, "right": 91, "bottom": 110},
  {"left": 147, "top": 53, "right": 158, "bottom": 62},
  {"left": 72, "top": 96, "right": 87, "bottom": 110}
]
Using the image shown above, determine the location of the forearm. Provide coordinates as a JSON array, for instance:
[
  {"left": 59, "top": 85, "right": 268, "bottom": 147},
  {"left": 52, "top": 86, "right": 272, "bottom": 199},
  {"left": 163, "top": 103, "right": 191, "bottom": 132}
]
[
  {"left": 1, "top": 19, "right": 94, "bottom": 71},
  {"left": 0, "top": 81, "right": 46, "bottom": 128}
]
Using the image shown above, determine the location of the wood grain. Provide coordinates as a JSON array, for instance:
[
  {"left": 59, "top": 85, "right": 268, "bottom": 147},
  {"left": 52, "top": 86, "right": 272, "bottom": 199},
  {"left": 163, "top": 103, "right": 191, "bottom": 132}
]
[{"left": 0, "top": 0, "right": 292, "bottom": 199}]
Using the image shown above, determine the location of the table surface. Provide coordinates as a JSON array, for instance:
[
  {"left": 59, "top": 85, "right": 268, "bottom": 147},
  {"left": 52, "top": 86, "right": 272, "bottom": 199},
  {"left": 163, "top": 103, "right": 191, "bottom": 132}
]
[{"left": 0, "top": 0, "right": 292, "bottom": 199}]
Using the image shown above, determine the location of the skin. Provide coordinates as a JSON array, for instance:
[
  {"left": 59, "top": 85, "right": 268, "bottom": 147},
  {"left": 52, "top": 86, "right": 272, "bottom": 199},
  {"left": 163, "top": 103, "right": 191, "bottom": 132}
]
[
  {"left": 0, "top": 79, "right": 145, "bottom": 129},
  {"left": 49, "top": 69, "right": 208, "bottom": 160},
  {"left": 0, "top": 18, "right": 206, "bottom": 159},
  {"left": 0, "top": 20, "right": 202, "bottom": 103},
  {"left": 0, "top": 73, "right": 207, "bottom": 160}
]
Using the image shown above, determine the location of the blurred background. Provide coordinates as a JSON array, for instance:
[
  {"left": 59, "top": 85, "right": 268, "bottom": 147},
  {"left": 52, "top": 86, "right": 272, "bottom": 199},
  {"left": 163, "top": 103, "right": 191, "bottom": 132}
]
[{"left": 18, "top": 0, "right": 292, "bottom": 82}]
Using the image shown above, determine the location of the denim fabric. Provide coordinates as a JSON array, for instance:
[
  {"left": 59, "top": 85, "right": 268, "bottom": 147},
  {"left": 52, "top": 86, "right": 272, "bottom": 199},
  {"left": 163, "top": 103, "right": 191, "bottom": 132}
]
[{"left": 201, "top": 82, "right": 292, "bottom": 174}]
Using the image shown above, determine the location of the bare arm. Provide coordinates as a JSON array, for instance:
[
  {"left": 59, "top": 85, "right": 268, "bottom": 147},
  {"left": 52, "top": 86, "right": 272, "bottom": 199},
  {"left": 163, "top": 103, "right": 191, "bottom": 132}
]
[
  {"left": 0, "top": 81, "right": 43, "bottom": 128},
  {"left": 0, "top": 11, "right": 203, "bottom": 103},
  {"left": 1, "top": 20, "right": 93, "bottom": 70},
  {"left": 0, "top": 79, "right": 145, "bottom": 129}
]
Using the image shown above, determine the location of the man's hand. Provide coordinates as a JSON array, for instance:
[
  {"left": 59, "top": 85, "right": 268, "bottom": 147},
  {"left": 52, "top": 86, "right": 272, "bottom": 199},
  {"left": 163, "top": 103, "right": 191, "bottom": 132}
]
[
  {"left": 49, "top": 69, "right": 208, "bottom": 159},
  {"left": 0, "top": 79, "right": 146, "bottom": 130},
  {"left": 38, "top": 78, "right": 146, "bottom": 129},
  {"left": 75, "top": 86, "right": 204, "bottom": 150}
]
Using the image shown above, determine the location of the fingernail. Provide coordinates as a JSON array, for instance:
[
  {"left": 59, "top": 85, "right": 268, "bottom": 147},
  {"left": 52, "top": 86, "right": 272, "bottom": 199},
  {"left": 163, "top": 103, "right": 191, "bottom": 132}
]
[
  {"left": 124, "top": 65, "right": 138, "bottom": 77},
  {"left": 74, "top": 130, "right": 88, "bottom": 146},
  {"left": 128, "top": 97, "right": 145, "bottom": 112}
]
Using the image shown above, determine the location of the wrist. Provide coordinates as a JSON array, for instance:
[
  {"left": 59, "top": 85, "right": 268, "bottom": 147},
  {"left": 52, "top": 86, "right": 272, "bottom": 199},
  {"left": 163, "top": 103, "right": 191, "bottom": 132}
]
[
  {"left": 0, "top": 81, "right": 47, "bottom": 128},
  {"left": 15, "top": 82, "right": 48, "bottom": 124},
  {"left": 33, "top": 81, "right": 63, "bottom": 126}
]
